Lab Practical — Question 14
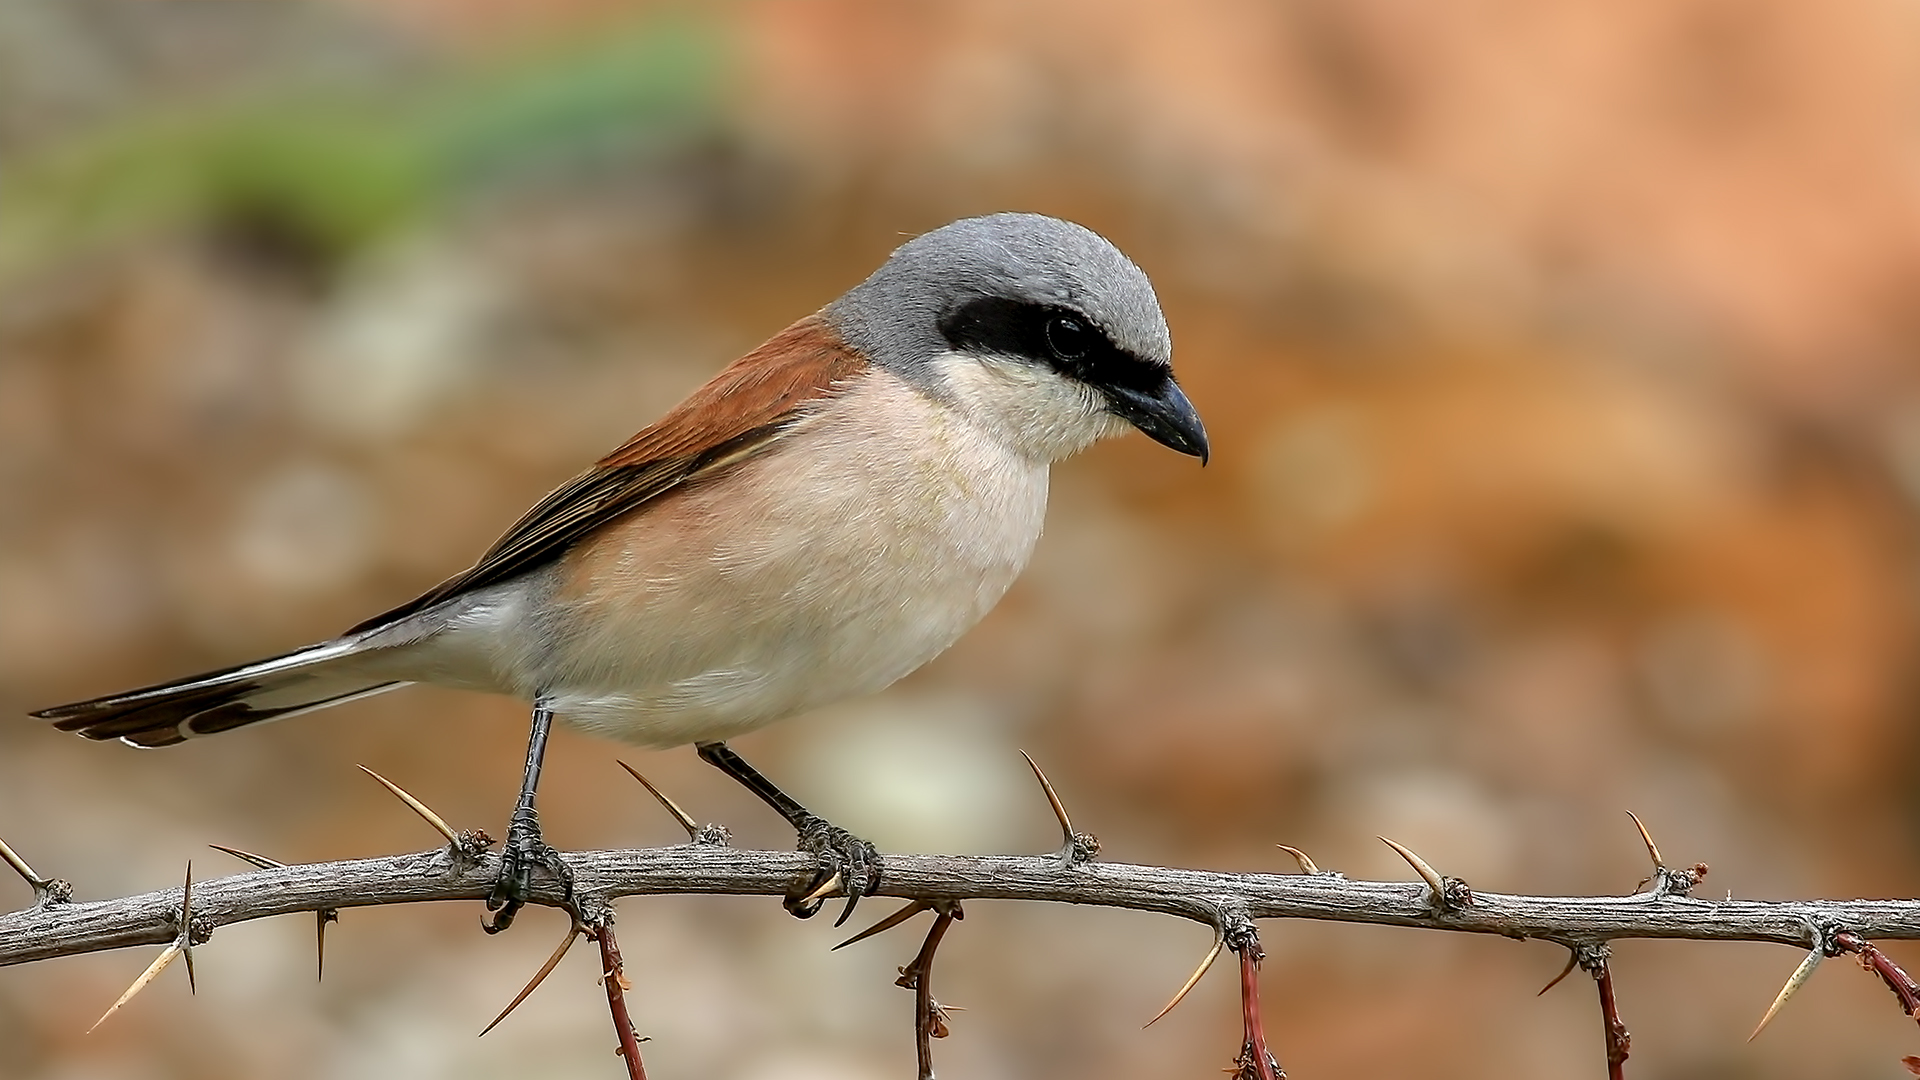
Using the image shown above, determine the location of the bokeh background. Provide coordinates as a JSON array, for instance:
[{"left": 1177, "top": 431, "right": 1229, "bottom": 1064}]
[{"left": 4, "top": 2, "right": 1920, "bottom": 1077}]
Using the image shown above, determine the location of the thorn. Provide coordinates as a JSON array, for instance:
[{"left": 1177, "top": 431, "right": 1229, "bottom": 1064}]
[
  {"left": 180, "top": 863, "right": 195, "bottom": 995},
  {"left": 1749, "top": 948, "right": 1824, "bottom": 1041},
  {"left": 481, "top": 922, "right": 584, "bottom": 1037},
  {"left": 88, "top": 942, "right": 183, "bottom": 1032},
  {"left": 1378, "top": 836, "right": 1447, "bottom": 904},
  {"left": 317, "top": 909, "right": 337, "bottom": 982},
  {"left": 0, "top": 834, "right": 68, "bottom": 906},
  {"left": 358, "top": 765, "right": 459, "bottom": 846},
  {"left": 1275, "top": 844, "right": 1320, "bottom": 876},
  {"left": 834, "top": 900, "right": 931, "bottom": 951},
  {"left": 209, "top": 844, "right": 337, "bottom": 982},
  {"left": 616, "top": 760, "right": 698, "bottom": 840},
  {"left": 1624, "top": 810, "right": 1663, "bottom": 871},
  {"left": 927, "top": 998, "right": 961, "bottom": 1039},
  {"left": 1145, "top": 931, "right": 1224, "bottom": 1027},
  {"left": 1019, "top": 750, "right": 1076, "bottom": 842},
  {"left": 0, "top": 834, "right": 45, "bottom": 890},
  {"left": 88, "top": 859, "right": 201, "bottom": 1032},
  {"left": 1538, "top": 950, "right": 1580, "bottom": 996},
  {"left": 207, "top": 843, "right": 284, "bottom": 871},
  {"left": 798, "top": 872, "right": 844, "bottom": 909},
  {"left": 1021, "top": 750, "right": 1099, "bottom": 865}
]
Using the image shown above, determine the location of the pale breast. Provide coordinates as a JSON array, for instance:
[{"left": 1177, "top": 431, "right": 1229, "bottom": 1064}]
[{"left": 533, "top": 368, "right": 1051, "bottom": 746}]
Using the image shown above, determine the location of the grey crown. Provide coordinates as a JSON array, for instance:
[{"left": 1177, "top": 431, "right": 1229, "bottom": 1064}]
[{"left": 827, "top": 212, "right": 1172, "bottom": 376}]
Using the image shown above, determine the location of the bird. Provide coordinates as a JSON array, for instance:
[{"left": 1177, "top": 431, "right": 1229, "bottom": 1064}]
[{"left": 33, "top": 212, "right": 1209, "bottom": 932}]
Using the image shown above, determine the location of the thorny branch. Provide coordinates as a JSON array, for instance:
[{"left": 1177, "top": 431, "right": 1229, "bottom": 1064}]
[
  {"left": 1578, "top": 944, "right": 1631, "bottom": 1080},
  {"left": 7, "top": 846, "right": 1920, "bottom": 969},
  {"left": 1228, "top": 918, "right": 1283, "bottom": 1080},
  {"left": 1834, "top": 932, "right": 1920, "bottom": 1026},
  {"left": 888, "top": 901, "right": 963, "bottom": 1080},
  {"left": 5, "top": 780, "right": 1920, "bottom": 1078},
  {"left": 593, "top": 919, "right": 647, "bottom": 1080}
]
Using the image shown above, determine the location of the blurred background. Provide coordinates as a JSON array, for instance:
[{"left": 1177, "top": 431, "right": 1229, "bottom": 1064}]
[{"left": 4, "top": 1, "right": 1920, "bottom": 1077}]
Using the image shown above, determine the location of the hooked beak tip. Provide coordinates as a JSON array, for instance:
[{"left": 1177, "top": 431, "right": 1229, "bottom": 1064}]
[{"left": 1102, "top": 375, "right": 1209, "bottom": 463}]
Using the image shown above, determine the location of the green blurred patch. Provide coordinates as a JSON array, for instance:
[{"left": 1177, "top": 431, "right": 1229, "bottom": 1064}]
[{"left": 0, "top": 18, "right": 725, "bottom": 280}]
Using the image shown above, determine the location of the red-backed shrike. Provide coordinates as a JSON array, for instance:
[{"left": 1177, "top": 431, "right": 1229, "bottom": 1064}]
[{"left": 36, "top": 212, "right": 1209, "bottom": 930}]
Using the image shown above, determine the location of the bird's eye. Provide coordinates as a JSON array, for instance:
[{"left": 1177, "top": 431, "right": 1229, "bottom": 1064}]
[{"left": 1044, "top": 314, "right": 1092, "bottom": 360}]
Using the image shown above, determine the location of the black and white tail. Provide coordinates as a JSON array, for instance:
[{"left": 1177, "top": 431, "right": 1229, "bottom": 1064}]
[{"left": 33, "top": 639, "right": 404, "bottom": 747}]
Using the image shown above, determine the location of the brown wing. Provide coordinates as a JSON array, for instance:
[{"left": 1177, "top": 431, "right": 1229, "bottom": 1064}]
[{"left": 347, "top": 314, "right": 868, "bottom": 634}]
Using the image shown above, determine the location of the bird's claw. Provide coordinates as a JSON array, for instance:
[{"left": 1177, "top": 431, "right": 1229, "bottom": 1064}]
[
  {"left": 788, "top": 814, "right": 881, "bottom": 926},
  {"left": 483, "top": 812, "right": 575, "bottom": 935}
]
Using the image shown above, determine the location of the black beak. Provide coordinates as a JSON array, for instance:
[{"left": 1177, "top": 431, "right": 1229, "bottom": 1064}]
[{"left": 1105, "top": 377, "right": 1210, "bottom": 463}]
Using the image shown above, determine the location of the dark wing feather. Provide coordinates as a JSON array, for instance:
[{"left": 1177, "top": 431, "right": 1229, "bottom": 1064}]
[{"left": 347, "top": 314, "right": 867, "bottom": 633}]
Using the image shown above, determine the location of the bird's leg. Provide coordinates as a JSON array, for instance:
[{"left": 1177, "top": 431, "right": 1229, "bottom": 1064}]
[
  {"left": 696, "top": 740, "right": 880, "bottom": 925},
  {"left": 484, "top": 697, "right": 575, "bottom": 934}
]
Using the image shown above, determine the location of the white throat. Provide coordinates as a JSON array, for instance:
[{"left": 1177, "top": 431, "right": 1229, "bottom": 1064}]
[{"left": 930, "top": 352, "right": 1130, "bottom": 464}]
